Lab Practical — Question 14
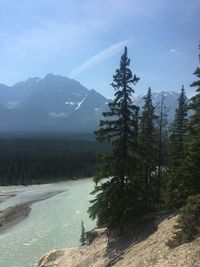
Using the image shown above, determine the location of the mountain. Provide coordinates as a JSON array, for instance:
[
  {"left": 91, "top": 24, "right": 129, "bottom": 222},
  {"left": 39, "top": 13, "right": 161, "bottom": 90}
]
[
  {"left": 0, "top": 77, "right": 41, "bottom": 108},
  {"left": 0, "top": 74, "right": 108, "bottom": 132},
  {"left": 133, "top": 91, "right": 181, "bottom": 123},
  {"left": 0, "top": 74, "right": 186, "bottom": 132}
]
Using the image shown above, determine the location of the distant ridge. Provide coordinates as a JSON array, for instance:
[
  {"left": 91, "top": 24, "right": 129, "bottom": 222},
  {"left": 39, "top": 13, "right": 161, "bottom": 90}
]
[{"left": 0, "top": 74, "right": 184, "bottom": 132}]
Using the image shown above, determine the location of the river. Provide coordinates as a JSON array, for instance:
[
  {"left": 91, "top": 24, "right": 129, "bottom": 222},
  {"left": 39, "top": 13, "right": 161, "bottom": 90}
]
[{"left": 0, "top": 178, "right": 96, "bottom": 267}]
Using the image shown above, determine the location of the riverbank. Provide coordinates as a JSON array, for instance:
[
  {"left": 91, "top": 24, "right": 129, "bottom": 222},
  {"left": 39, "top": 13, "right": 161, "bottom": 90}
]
[
  {"left": 0, "top": 194, "right": 16, "bottom": 203},
  {"left": 0, "top": 190, "right": 64, "bottom": 232},
  {"left": 38, "top": 214, "right": 200, "bottom": 267}
]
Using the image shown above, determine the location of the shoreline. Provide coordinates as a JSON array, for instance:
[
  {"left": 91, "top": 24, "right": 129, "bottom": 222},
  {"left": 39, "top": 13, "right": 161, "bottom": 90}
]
[
  {"left": 0, "top": 176, "right": 93, "bottom": 189},
  {"left": 0, "top": 194, "right": 16, "bottom": 203},
  {"left": 0, "top": 190, "right": 64, "bottom": 232}
]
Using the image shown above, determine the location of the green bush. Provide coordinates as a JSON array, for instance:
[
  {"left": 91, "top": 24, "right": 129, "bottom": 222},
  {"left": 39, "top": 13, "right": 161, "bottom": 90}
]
[
  {"left": 166, "top": 195, "right": 200, "bottom": 248},
  {"left": 177, "top": 195, "right": 200, "bottom": 242}
]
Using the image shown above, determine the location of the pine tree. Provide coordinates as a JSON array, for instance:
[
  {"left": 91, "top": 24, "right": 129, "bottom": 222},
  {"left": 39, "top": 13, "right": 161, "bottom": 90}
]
[
  {"left": 165, "top": 86, "right": 188, "bottom": 208},
  {"left": 186, "top": 42, "right": 200, "bottom": 194},
  {"left": 189, "top": 42, "right": 200, "bottom": 131},
  {"left": 156, "top": 96, "right": 169, "bottom": 205},
  {"left": 179, "top": 44, "right": 200, "bottom": 198},
  {"left": 80, "top": 220, "right": 86, "bottom": 246},
  {"left": 165, "top": 43, "right": 200, "bottom": 208},
  {"left": 88, "top": 47, "right": 140, "bottom": 232},
  {"left": 138, "top": 87, "right": 157, "bottom": 209},
  {"left": 169, "top": 85, "right": 188, "bottom": 164}
]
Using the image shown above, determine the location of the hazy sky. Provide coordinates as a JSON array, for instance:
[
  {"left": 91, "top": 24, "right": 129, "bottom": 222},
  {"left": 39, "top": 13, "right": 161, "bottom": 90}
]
[{"left": 0, "top": 0, "right": 199, "bottom": 98}]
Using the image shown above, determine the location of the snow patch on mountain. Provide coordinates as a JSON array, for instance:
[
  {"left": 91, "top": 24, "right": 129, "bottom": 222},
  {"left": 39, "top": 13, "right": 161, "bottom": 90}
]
[
  {"left": 75, "top": 94, "right": 87, "bottom": 111},
  {"left": 48, "top": 112, "right": 69, "bottom": 118},
  {"left": 65, "top": 101, "right": 75, "bottom": 105},
  {"left": 72, "top": 93, "right": 81, "bottom": 96},
  {"left": 6, "top": 101, "right": 21, "bottom": 109}
]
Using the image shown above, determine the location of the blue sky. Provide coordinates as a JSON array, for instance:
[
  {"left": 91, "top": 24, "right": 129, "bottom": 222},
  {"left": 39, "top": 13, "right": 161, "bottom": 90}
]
[{"left": 0, "top": 0, "right": 199, "bottom": 98}]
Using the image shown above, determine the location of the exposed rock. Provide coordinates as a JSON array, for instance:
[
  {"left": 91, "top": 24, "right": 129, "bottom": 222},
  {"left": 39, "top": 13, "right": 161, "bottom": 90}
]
[
  {"left": 38, "top": 229, "right": 107, "bottom": 267},
  {"left": 38, "top": 249, "right": 67, "bottom": 267}
]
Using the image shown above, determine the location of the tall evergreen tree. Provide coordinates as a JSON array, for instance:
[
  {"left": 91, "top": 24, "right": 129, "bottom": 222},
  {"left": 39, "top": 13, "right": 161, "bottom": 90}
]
[
  {"left": 156, "top": 96, "right": 169, "bottom": 205},
  {"left": 165, "top": 43, "right": 200, "bottom": 208},
  {"left": 189, "top": 42, "right": 200, "bottom": 131},
  {"left": 169, "top": 85, "right": 188, "bottom": 165},
  {"left": 88, "top": 47, "right": 140, "bottom": 232},
  {"left": 138, "top": 87, "right": 157, "bottom": 209},
  {"left": 186, "top": 42, "right": 200, "bottom": 194}
]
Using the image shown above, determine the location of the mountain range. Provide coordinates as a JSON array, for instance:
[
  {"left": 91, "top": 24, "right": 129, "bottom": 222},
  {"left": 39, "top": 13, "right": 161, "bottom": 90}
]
[{"left": 0, "top": 74, "right": 184, "bottom": 133}]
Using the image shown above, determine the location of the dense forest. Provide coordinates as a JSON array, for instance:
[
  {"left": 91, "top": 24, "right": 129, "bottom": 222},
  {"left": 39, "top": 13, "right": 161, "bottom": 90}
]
[
  {"left": 0, "top": 134, "right": 110, "bottom": 185},
  {"left": 88, "top": 44, "right": 200, "bottom": 241}
]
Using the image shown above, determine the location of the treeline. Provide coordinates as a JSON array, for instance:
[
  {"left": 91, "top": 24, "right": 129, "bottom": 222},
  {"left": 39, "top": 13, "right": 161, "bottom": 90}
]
[
  {"left": 0, "top": 138, "right": 110, "bottom": 185},
  {"left": 88, "top": 45, "right": 200, "bottom": 234}
]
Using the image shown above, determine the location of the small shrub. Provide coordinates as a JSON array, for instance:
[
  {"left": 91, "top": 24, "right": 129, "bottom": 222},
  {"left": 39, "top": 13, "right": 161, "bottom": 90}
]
[
  {"left": 166, "top": 195, "right": 200, "bottom": 248},
  {"left": 165, "top": 230, "right": 182, "bottom": 249},
  {"left": 80, "top": 221, "right": 86, "bottom": 246},
  {"left": 85, "top": 230, "right": 98, "bottom": 244},
  {"left": 177, "top": 194, "right": 200, "bottom": 242}
]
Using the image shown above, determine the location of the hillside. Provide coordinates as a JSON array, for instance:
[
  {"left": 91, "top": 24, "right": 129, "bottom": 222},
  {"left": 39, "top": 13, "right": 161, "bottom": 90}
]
[{"left": 38, "top": 214, "right": 200, "bottom": 267}]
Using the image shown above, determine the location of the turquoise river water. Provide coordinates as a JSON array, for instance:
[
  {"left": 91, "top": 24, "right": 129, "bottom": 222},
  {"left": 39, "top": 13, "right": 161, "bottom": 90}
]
[{"left": 0, "top": 179, "right": 96, "bottom": 267}]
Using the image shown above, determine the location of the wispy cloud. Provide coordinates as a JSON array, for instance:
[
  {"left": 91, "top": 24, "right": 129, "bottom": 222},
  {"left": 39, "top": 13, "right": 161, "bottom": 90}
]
[
  {"left": 169, "top": 48, "right": 176, "bottom": 53},
  {"left": 1, "top": 19, "right": 87, "bottom": 59},
  {"left": 0, "top": 18, "right": 89, "bottom": 84},
  {"left": 69, "top": 39, "right": 130, "bottom": 78}
]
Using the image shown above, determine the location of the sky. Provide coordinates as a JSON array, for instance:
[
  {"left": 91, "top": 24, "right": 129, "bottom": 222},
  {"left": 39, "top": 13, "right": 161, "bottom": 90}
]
[{"left": 0, "top": 0, "right": 199, "bottom": 99}]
